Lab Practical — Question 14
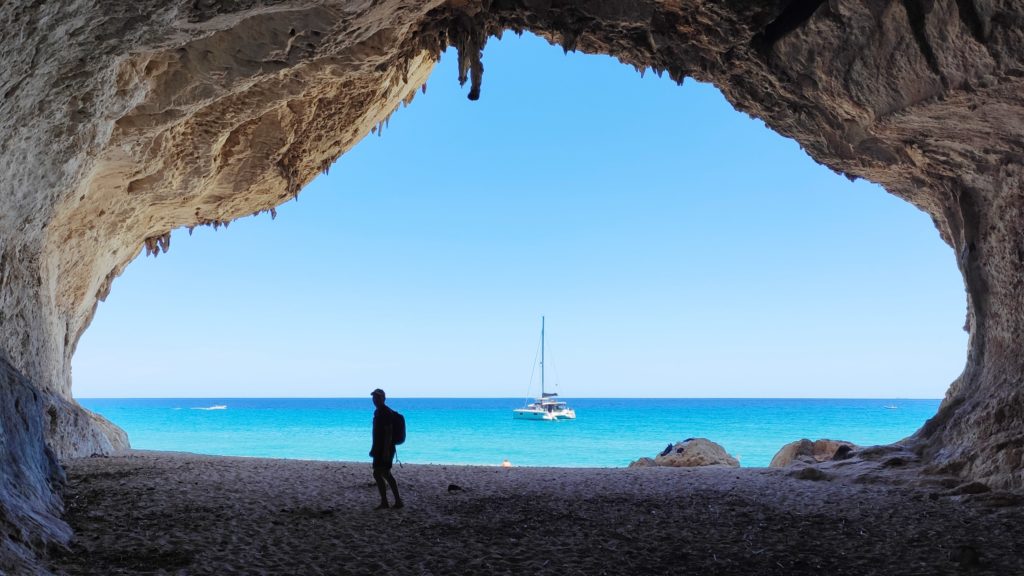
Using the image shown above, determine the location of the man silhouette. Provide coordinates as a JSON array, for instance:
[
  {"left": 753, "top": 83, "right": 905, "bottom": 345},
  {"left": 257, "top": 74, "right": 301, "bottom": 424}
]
[{"left": 370, "top": 388, "right": 403, "bottom": 509}]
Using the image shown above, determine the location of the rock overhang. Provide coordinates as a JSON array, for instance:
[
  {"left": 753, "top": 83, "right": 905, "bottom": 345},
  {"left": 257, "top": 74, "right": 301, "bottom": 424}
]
[{"left": 1, "top": 0, "right": 1023, "bottom": 571}]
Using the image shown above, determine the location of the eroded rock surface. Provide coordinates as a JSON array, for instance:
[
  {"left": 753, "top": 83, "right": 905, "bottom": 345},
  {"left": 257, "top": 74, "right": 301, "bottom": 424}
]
[
  {"left": 770, "top": 439, "right": 857, "bottom": 468},
  {"left": 2, "top": 0, "right": 1024, "bottom": 570}
]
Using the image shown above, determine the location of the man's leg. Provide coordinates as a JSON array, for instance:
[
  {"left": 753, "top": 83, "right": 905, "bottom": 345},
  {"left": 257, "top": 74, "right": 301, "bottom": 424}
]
[
  {"left": 372, "top": 467, "right": 389, "bottom": 509},
  {"left": 383, "top": 470, "right": 402, "bottom": 508}
]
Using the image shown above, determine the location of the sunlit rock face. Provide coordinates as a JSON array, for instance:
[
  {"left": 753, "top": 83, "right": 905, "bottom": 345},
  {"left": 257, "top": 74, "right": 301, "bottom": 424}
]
[
  {"left": 770, "top": 439, "right": 856, "bottom": 468},
  {"left": 630, "top": 438, "right": 741, "bottom": 468},
  {"left": 1, "top": 0, "right": 1022, "bottom": 569}
]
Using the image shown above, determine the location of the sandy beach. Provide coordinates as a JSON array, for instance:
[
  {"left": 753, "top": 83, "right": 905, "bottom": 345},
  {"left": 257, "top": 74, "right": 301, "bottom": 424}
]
[{"left": 48, "top": 451, "right": 1024, "bottom": 575}]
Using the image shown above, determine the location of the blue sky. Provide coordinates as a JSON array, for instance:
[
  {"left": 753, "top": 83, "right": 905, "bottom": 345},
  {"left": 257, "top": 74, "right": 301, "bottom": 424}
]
[{"left": 72, "top": 33, "right": 967, "bottom": 399}]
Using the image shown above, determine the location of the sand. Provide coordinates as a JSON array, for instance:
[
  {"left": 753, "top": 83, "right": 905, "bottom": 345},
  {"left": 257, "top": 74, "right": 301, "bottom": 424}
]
[{"left": 48, "top": 450, "right": 1024, "bottom": 575}]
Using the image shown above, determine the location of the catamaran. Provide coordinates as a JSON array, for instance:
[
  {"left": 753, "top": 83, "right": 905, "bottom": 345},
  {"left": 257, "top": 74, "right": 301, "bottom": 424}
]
[{"left": 512, "top": 317, "right": 576, "bottom": 421}]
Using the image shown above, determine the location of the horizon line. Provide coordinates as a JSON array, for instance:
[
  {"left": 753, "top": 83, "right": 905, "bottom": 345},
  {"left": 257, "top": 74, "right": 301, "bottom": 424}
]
[{"left": 75, "top": 396, "right": 943, "bottom": 401}]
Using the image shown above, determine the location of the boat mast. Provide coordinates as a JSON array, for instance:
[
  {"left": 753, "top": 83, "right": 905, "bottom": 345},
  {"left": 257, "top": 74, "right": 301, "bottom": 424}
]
[{"left": 540, "top": 316, "right": 545, "bottom": 396}]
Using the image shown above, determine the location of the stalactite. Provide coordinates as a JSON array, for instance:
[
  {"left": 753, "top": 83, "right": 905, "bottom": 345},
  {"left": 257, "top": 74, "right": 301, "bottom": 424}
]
[
  {"left": 468, "top": 49, "right": 483, "bottom": 101},
  {"left": 450, "top": 12, "right": 488, "bottom": 101},
  {"left": 560, "top": 30, "right": 578, "bottom": 54},
  {"left": 248, "top": 207, "right": 281, "bottom": 221},
  {"left": 276, "top": 155, "right": 300, "bottom": 198},
  {"left": 143, "top": 231, "right": 171, "bottom": 257},
  {"left": 668, "top": 65, "right": 687, "bottom": 85},
  {"left": 402, "top": 87, "right": 417, "bottom": 108}
]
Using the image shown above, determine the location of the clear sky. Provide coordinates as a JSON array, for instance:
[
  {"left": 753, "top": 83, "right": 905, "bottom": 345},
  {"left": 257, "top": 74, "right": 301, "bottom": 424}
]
[{"left": 72, "top": 33, "right": 967, "bottom": 399}]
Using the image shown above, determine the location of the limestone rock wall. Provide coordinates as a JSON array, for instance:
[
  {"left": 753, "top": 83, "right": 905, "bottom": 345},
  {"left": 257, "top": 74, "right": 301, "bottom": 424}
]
[
  {"left": 1, "top": 0, "right": 1023, "bottom": 569},
  {"left": 2, "top": 0, "right": 447, "bottom": 566},
  {"left": 0, "top": 359, "right": 69, "bottom": 575}
]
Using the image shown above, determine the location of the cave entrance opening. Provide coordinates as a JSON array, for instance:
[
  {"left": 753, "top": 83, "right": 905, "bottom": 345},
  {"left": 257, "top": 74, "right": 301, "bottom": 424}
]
[{"left": 70, "top": 32, "right": 965, "bottom": 467}]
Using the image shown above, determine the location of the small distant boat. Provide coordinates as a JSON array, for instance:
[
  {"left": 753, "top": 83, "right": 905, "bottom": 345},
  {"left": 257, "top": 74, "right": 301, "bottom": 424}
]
[
  {"left": 513, "top": 317, "right": 576, "bottom": 421},
  {"left": 883, "top": 404, "right": 898, "bottom": 410},
  {"left": 192, "top": 404, "right": 228, "bottom": 411}
]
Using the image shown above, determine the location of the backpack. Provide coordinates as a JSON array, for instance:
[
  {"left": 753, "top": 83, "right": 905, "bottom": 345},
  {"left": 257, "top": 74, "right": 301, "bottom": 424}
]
[{"left": 391, "top": 409, "right": 406, "bottom": 446}]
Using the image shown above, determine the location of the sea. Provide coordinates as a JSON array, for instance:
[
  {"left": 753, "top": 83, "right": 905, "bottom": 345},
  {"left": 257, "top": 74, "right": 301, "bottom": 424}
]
[{"left": 78, "top": 398, "right": 940, "bottom": 468}]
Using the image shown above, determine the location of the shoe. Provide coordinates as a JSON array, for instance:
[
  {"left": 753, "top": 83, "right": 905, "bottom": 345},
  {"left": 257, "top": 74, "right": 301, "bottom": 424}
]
[
  {"left": 374, "top": 502, "right": 389, "bottom": 510},
  {"left": 392, "top": 499, "right": 404, "bottom": 509}
]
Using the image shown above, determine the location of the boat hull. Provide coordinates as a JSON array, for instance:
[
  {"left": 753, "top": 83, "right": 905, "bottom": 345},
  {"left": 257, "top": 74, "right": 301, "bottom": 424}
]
[
  {"left": 512, "top": 409, "right": 552, "bottom": 420},
  {"left": 512, "top": 408, "right": 575, "bottom": 420}
]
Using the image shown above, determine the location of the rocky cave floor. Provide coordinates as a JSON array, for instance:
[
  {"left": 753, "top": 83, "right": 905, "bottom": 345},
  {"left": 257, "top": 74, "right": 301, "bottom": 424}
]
[{"left": 47, "top": 451, "right": 1024, "bottom": 575}]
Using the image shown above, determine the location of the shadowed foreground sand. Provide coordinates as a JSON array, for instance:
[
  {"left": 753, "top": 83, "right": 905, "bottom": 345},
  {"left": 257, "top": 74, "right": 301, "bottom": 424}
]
[{"left": 50, "top": 451, "right": 1024, "bottom": 575}]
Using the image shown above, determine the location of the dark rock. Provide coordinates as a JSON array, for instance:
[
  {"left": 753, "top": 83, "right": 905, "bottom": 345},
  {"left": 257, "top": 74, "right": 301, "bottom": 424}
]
[
  {"left": 952, "top": 482, "right": 991, "bottom": 495},
  {"left": 791, "top": 467, "right": 829, "bottom": 481},
  {"left": 832, "top": 445, "right": 854, "bottom": 461},
  {"left": 949, "top": 545, "right": 981, "bottom": 568}
]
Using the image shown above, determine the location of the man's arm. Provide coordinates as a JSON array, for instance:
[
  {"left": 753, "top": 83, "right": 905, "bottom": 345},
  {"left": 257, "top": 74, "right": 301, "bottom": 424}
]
[{"left": 370, "top": 412, "right": 381, "bottom": 457}]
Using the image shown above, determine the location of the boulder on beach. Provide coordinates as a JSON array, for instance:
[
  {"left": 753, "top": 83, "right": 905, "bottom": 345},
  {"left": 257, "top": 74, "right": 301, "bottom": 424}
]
[
  {"left": 629, "top": 438, "right": 739, "bottom": 468},
  {"left": 769, "top": 439, "right": 857, "bottom": 468},
  {"left": 629, "top": 457, "right": 657, "bottom": 468}
]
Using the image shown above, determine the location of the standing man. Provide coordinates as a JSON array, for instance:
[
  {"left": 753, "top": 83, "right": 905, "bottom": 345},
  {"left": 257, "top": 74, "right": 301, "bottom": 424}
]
[{"left": 370, "top": 388, "right": 403, "bottom": 509}]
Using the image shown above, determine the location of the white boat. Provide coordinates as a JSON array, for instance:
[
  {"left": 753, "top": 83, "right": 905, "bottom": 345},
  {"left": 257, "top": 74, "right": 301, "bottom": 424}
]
[
  {"left": 513, "top": 393, "right": 575, "bottom": 420},
  {"left": 883, "top": 404, "right": 898, "bottom": 410},
  {"left": 513, "top": 317, "right": 576, "bottom": 421}
]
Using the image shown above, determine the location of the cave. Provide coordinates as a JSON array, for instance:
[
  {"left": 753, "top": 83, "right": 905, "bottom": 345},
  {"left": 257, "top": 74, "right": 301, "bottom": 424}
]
[{"left": 2, "top": 0, "right": 1023, "bottom": 572}]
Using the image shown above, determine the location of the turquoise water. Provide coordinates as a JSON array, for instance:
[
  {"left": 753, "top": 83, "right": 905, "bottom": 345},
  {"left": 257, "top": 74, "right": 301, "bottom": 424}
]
[{"left": 78, "top": 398, "right": 940, "bottom": 468}]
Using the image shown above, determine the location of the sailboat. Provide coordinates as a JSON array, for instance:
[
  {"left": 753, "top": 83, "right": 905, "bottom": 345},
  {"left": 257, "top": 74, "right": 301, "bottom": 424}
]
[{"left": 512, "top": 317, "right": 576, "bottom": 421}]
